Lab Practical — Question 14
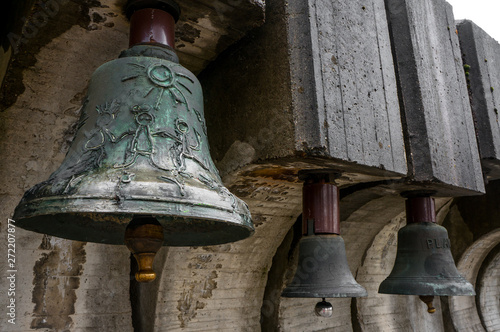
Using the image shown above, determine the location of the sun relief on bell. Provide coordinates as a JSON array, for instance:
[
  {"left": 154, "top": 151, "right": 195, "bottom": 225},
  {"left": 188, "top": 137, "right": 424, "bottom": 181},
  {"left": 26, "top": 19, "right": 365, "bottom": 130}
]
[
  {"left": 87, "top": 57, "right": 214, "bottom": 180},
  {"left": 28, "top": 56, "right": 218, "bottom": 197}
]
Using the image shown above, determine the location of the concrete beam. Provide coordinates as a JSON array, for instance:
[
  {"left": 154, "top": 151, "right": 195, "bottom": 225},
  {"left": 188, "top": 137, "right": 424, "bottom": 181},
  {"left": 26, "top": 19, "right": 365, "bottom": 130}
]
[
  {"left": 288, "top": 0, "right": 407, "bottom": 176},
  {"left": 385, "top": 0, "right": 484, "bottom": 195},
  {"left": 457, "top": 20, "right": 500, "bottom": 180},
  {"left": 202, "top": 0, "right": 407, "bottom": 183}
]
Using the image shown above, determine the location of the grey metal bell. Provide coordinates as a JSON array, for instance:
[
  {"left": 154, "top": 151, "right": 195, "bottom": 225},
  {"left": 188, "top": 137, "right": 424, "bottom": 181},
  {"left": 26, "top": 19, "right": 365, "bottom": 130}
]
[
  {"left": 378, "top": 195, "right": 475, "bottom": 313},
  {"left": 379, "top": 196, "right": 474, "bottom": 296},
  {"left": 282, "top": 234, "right": 368, "bottom": 298},
  {"left": 282, "top": 170, "right": 367, "bottom": 299}
]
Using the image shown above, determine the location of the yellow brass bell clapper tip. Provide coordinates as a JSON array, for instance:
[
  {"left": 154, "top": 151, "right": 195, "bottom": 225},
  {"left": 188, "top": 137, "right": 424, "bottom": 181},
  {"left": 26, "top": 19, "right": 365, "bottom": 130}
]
[
  {"left": 419, "top": 296, "right": 436, "bottom": 314},
  {"left": 125, "top": 216, "right": 164, "bottom": 282}
]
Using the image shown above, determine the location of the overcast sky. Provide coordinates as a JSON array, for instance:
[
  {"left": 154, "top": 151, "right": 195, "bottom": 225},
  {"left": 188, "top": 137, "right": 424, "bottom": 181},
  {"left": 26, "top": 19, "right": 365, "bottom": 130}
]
[{"left": 447, "top": 0, "right": 500, "bottom": 42}]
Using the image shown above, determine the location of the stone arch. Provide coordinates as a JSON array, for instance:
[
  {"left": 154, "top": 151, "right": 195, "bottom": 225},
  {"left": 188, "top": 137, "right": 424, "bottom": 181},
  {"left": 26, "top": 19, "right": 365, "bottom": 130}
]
[
  {"left": 264, "top": 186, "right": 420, "bottom": 330},
  {"left": 355, "top": 198, "right": 453, "bottom": 331},
  {"left": 152, "top": 164, "right": 304, "bottom": 331},
  {"left": 478, "top": 246, "right": 500, "bottom": 331},
  {"left": 450, "top": 229, "right": 500, "bottom": 332}
]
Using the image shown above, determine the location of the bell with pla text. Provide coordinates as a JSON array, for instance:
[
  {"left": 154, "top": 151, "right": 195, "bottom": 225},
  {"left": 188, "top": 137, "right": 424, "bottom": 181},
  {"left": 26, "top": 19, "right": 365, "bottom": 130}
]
[{"left": 378, "top": 194, "right": 474, "bottom": 313}]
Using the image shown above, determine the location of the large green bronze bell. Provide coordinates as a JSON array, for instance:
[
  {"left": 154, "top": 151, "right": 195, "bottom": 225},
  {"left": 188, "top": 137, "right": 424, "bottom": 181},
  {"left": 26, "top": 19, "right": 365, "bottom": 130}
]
[
  {"left": 379, "top": 195, "right": 475, "bottom": 313},
  {"left": 282, "top": 171, "right": 367, "bottom": 317},
  {"left": 13, "top": 0, "right": 253, "bottom": 281}
]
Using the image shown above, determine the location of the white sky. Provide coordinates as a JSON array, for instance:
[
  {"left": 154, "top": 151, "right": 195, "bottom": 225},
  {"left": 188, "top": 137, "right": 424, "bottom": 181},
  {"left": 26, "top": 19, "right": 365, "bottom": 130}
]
[{"left": 446, "top": 0, "right": 500, "bottom": 42}]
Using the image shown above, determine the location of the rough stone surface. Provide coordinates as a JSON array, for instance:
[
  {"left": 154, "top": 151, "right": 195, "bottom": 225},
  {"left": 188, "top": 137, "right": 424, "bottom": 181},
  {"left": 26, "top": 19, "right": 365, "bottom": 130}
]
[
  {"left": 0, "top": 2, "right": 133, "bottom": 330},
  {"left": 386, "top": 0, "right": 484, "bottom": 195},
  {"left": 288, "top": 0, "right": 406, "bottom": 175},
  {"left": 0, "top": 0, "right": 265, "bottom": 110},
  {"left": 1, "top": 0, "right": 499, "bottom": 330},
  {"left": 202, "top": 0, "right": 407, "bottom": 179},
  {"left": 176, "top": 0, "right": 265, "bottom": 74},
  {"left": 477, "top": 247, "right": 500, "bottom": 331},
  {"left": 152, "top": 170, "right": 303, "bottom": 331},
  {"left": 200, "top": 0, "right": 295, "bottom": 164},
  {"left": 457, "top": 20, "right": 500, "bottom": 180}
]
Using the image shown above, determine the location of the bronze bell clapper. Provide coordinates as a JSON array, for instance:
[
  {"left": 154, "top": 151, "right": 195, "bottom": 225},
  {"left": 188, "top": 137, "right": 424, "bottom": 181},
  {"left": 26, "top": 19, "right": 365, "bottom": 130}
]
[
  {"left": 13, "top": 0, "right": 254, "bottom": 282},
  {"left": 282, "top": 170, "right": 367, "bottom": 317},
  {"left": 378, "top": 193, "right": 475, "bottom": 313}
]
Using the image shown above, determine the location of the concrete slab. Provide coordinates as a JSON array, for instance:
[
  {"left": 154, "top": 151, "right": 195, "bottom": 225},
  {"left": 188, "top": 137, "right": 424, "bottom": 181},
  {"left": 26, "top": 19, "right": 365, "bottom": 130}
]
[
  {"left": 385, "top": 0, "right": 485, "bottom": 194},
  {"left": 457, "top": 20, "right": 500, "bottom": 180}
]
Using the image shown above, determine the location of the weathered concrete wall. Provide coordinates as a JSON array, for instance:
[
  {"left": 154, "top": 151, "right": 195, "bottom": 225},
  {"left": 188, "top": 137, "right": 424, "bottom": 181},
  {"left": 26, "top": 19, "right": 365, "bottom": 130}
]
[
  {"left": 0, "top": 0, "right": 499, "bottom": 331},
  {"left": 477, "top": 248, "right": 500, "bottom": 331},
  {"left": 457, "top": 20, "right": 500, "bottom": 180},
  {"left": 0, "top": 0, "right": 265, "bottom": 111},
  {"left": 152, "top": 168, "right": 303, "bottom": 331},
  {"left": 385, "top": 0, "right": 484, "bottom": 195},
  {"left": 174, "top": 0, "right": 265, "bottom": 73},
  {"left": 450, "top": 229, "right": 500, "bottom": 332},
  {"left": 448, "top": 179, "right": 500, "bottom": 332},
  {"left": 0, "top": 1, "right": 133, "bottom": 330}
]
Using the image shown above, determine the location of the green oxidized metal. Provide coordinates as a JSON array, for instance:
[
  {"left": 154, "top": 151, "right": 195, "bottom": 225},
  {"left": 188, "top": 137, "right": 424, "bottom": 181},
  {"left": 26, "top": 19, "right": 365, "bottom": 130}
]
[{"left": 13, "top": 45, "right": 254, "bottom": 246}]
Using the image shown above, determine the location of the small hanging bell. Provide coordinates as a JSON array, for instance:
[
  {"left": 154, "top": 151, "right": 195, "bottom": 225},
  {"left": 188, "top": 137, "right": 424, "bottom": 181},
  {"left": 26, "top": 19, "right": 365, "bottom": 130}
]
[
  {"left": 13, "top": 0, "right": 253, "bottom": 281},
  {"left": 378, "top": 194, "right": 475, "bottom": 313},
  {"left": 282, "top": 170, "right": 367, "bottom": 303}
]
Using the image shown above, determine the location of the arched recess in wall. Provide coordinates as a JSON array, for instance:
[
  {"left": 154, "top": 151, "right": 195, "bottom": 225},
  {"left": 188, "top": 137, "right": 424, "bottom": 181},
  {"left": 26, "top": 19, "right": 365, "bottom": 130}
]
[
  {"left": 355, "top": 198, "right": 453, "bottom": 332},
  {"left": 261, "top": 186, "right": 421, "bottom": 331},
  {"left": 478, "top": 245, "right": 500, "bottom": 331},
  {"left": 150, "top": 163, "right": 305, "bottom": 331},
  {"left": 450, "top": 229, "right": 500, "bottom": 332}
]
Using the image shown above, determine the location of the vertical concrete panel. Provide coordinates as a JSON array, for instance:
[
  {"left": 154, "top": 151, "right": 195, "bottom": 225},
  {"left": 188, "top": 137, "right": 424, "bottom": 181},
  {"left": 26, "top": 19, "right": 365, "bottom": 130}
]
[
  {"left": 457, "top": 20, "right": 500, "bottom": 179},
  {"left": 385, "top": 0, "right": 484, "bottom": 194},
  {"left": 288, "top": 0, "right": 406, "bottom": 175}
]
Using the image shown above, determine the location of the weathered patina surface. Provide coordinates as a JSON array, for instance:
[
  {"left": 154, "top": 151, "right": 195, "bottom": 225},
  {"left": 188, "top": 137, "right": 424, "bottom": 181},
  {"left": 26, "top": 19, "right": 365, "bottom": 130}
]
[{"left": 14, "top": 45, "right": 253, "bottom": 246}]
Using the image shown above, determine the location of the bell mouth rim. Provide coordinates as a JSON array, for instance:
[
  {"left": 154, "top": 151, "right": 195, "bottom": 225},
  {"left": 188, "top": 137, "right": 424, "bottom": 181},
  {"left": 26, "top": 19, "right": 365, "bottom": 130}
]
[
  {"left": 13, "top": 197, "right": 254, "bottom": 246},
  {"left": 281, "top": 286, "right": 368, "bottom": 298},
  {"left": 378, "top": 278, "right": 476, "bottom": 296}
]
